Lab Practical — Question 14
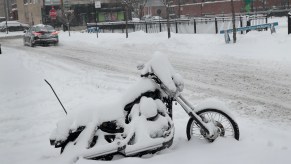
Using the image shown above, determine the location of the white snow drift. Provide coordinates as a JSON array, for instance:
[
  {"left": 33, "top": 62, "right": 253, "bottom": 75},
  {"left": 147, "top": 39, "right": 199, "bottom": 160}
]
[{"left": 0, "top": 17, "right": 290, "bottom": 164}]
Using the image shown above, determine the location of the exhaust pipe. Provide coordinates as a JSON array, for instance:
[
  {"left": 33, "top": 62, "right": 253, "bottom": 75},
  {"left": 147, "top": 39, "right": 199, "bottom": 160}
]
[{"left": 125, "top": 143, "right": 163, "bottom": 156}]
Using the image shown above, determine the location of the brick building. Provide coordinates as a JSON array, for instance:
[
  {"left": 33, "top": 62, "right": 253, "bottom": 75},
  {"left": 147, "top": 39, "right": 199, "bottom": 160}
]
[{"left": 144, "top": 0, "right": 291, "bottom": 18}]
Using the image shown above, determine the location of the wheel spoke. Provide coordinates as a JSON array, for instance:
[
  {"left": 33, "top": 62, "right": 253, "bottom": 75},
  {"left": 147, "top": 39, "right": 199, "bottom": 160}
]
[{"left": 189, "top": 110, "right": 239, "bottom": 141}]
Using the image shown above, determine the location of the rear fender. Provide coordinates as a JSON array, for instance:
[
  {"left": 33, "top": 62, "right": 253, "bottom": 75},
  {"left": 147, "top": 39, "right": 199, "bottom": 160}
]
[{"left": 50, "top": 126, "right": 86, "bottom": 148}]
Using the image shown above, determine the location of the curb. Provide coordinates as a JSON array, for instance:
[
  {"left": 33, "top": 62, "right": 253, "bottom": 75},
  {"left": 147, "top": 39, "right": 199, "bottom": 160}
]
[{"left": 0, "top": 35, "right": 23, "bottom": 40}]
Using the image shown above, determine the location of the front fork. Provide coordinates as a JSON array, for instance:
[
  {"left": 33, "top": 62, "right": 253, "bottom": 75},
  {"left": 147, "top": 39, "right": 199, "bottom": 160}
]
[{"left": 175, "top": 95, "right": 218, "bottom": 139}]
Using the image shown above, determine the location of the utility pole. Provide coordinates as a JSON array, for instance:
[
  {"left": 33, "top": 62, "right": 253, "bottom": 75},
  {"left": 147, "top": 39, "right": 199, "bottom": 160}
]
[
  {"left": 60, "top": 0, "right": 64, "bottom": 12},
  {"left": 5, "top": 0, "right": 9, "bottom": 34},
  {"left": 125, "top": 3, "right": 129, "bottom": 38},
  {"left": 231, "top": 0, "right": 236, "bottom": 43},
  {"left": 178, "top": 0, "right": 181, "bottom": 18}
]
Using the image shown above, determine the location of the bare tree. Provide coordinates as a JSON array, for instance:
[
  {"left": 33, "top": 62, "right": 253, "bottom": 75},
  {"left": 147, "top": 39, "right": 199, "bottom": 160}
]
[
  {"left": 231, "top": 0, "right": 236, "bottom": 43},
  {"left": 162, "top": 0, "right": 171, "bottom": 38},
  {"left": 137, "top": 0, "right": 148, "bottom": 20},
  {"left": 56, "top": 9, "right": 75, "bottom": 36},
  {"left": 130, "top": 0, "right": 148, "bottom": 19},
  {"left": 121, "top": 0, "right": 141, "bottom": 38}
]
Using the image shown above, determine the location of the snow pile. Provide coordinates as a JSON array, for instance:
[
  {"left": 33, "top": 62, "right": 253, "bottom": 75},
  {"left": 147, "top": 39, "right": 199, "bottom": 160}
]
[
  {"left": 139, "top": 97, "right": 158, "bottom": 118},
  {"left": 0, "top": 31, "right": 24, "bottom": 38},
  {"left": 140, "top": 52, "right": 184, "bottom": 93},
  {"left": 0, "top": 16, "right": 291, "bottom": 164}
]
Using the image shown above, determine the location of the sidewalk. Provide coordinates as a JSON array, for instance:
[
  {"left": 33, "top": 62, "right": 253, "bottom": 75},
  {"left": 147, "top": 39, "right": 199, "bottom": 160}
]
[{"left": 0, "top": 31, "right": 23, "bottom": 39}]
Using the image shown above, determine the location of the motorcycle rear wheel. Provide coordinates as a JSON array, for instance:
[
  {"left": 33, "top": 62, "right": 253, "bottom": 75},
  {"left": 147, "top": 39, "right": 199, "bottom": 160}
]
[{"left": 186, "top": 108, "right": 239, "bottom": 141}]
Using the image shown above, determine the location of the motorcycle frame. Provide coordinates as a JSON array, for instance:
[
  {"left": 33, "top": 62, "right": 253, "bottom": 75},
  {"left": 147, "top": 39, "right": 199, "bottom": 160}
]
[
  {"left": 175, "top": 95, "right": 210, "bottom": 135},
  {"left": 155, "top": 78, "right": 215, "bottom": 137}
]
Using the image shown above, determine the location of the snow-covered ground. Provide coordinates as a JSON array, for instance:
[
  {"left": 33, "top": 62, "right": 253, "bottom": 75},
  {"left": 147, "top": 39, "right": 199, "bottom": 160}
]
[
  {"left": 0, "top": 17, "right": 291, "bottom": 164},
  {"left": 0, "top": 31, "right": 24, "bottom": 38}
]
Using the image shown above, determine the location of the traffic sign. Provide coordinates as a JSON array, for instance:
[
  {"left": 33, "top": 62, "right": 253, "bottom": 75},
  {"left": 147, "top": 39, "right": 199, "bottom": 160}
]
[
  {"left": 95, "top": 1, "right": 101, "bottom": 8},
  {"left": 49, "top": 6, "right": 57, "bottom": 20}
]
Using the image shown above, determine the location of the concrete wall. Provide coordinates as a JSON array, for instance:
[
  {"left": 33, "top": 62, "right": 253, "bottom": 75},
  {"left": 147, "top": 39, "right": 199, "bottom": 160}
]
[{"left": 17, "top": 0, "right": 43, "bottom": 25}]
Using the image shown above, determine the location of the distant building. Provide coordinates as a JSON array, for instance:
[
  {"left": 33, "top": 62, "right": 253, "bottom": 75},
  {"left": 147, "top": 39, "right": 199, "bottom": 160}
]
[
  {"left": 1, "top": 0, "right": 17, "bottom": 20},
  {"left": 0, "top": 0, "right": 5, "bottom": 18},
  {"left": 16, "top": 0, "right": 127, "bottom": 26},
  {"left": 144, "top": 0, "right": 291, "bottom": 18},
  {"left": 16, "top": 0, "right": 44, "bottom": 25},
  {"left": 43, "top": 0, "right": 126, "bottom": 26},
  {"left": 144, "top": 0, "right": 166, "bottom": 18},
  {"left": 11, "top": 1, "right": 18, "bottom": 20}
]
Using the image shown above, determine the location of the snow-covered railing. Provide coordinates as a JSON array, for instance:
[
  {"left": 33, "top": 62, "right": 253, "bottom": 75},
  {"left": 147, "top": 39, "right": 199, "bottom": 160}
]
[
  {"left": 220, "top": 22, "right": 279, "bottom": 43},
  {"left": 219, "top": 22, "right": 278, "bottom": 34}
]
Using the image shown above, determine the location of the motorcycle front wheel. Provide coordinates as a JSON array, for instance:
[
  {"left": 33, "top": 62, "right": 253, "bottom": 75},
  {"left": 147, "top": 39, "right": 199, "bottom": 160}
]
[{"left": 186, "top": 108, "right": 239, "bottom": 141}]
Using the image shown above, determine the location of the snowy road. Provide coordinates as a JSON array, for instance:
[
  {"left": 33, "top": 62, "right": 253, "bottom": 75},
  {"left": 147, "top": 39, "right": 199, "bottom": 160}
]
[
  {"left": 2, "top": 35, "right": 291, "bottom": 124},
  {"left": 1, "top": 22, "right": 291, "bottom": 164}
]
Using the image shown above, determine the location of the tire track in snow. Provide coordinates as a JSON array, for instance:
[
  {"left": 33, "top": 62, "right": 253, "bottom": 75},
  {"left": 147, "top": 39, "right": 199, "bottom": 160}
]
[{"left": 3, "top": 38, "right": 291, "bottom": 123}]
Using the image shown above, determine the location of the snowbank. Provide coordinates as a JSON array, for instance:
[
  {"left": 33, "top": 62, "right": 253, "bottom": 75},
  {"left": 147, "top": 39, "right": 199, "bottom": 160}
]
[{"left": 0, "top": 17, "right": 291, "bottom": 164}]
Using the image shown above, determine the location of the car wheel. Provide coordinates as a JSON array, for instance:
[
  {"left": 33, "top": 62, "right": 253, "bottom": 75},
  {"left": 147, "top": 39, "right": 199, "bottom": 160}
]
[{"left": 30, "top": 38, "right": 35, "bottom": 47}]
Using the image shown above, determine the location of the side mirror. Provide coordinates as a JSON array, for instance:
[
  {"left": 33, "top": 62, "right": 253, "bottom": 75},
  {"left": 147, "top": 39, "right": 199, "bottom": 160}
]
[{"left": 23, "top": 30, "right": 27, "bottom": 33}]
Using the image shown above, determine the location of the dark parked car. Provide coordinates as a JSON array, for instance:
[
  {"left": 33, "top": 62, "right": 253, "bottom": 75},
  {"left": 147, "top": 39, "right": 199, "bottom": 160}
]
[
  {"left": 23, "top": 24, "right": 59, "bottom": 47},
  {"left": 0, "top": 21, "right": 29, "bottom": 32}
]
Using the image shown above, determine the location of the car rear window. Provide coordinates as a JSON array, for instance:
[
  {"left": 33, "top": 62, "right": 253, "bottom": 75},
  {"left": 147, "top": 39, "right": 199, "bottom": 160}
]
[{"left": 35, "top": 25, "right": 55, "bottom": 32}]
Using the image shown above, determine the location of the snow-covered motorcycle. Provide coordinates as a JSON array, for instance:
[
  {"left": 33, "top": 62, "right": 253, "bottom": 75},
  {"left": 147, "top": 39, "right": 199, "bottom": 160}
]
[{"left": 49, "top": 53, "right": 239, "bottom": 162}]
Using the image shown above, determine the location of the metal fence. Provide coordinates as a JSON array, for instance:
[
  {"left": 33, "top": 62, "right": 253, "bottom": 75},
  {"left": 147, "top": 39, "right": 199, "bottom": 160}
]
[{"left": 86, "top": 15, "right": 268, "bottom": 34}]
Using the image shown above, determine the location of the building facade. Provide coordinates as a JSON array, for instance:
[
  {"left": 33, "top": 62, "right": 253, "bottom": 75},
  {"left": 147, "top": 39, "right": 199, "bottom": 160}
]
[
  {"left": 16, "top": 0, "right": 44, "bottom": 25},
  {"left": 0, "top": 0, "right": 5, "bottom": 18},
  {"left": 16, "top": 0, "right": 127, "bottom": 26},
  {"left": 1, "top": 0, "right": 17, "bottom": 20},
  {"left": 144, "top": 0, "right": 291, "bottom": 18},
  {"left": 15, "top": 0, "right": 291, "bottom": 26}
]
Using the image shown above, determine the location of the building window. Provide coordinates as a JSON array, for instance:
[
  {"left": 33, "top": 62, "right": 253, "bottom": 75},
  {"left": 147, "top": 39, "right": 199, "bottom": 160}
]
[{"left": 24, "top": 0, "right": 28, "bottom": 4}]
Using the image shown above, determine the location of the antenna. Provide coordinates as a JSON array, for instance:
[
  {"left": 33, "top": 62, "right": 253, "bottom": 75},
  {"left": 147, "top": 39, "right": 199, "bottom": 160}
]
[{"left": 44, "top": 79, "right": 67, "bottom": 115}]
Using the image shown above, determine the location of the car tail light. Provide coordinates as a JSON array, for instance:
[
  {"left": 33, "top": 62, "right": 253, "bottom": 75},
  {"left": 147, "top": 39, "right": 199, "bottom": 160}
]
[
  {"left": 51, "top": 31, "right": 59, "bottom": 35},
  {"left": 33, "top": 32, "right": 42, "bottom": 36}
]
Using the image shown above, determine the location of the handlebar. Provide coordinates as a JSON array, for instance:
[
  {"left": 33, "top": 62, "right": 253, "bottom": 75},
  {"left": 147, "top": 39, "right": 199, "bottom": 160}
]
[
  {"left": 141, "top": 72, "right": 179, "bottom": 98},
  {"left": 141, "top": 72, "right": 162, "bottom": 85}
]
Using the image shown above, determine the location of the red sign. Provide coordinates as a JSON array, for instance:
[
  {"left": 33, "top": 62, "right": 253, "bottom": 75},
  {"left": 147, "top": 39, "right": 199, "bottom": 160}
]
[{"left": 49, "top": 6, "right": 57, "bottom": 20}]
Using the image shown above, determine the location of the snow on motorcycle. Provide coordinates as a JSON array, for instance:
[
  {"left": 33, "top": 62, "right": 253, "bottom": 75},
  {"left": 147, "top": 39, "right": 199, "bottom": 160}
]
[{"left": 49, "top": 52, "right": 239, "bottom": 162}]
